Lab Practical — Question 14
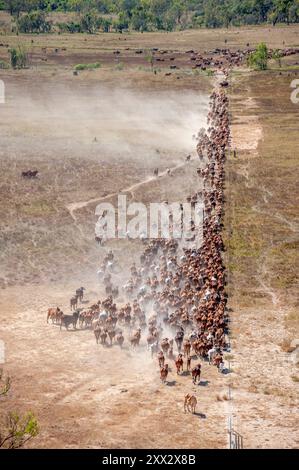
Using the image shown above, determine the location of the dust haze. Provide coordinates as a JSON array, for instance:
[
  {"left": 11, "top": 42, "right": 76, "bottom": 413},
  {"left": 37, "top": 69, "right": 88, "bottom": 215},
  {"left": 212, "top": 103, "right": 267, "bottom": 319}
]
[{"left": 1, "top": 83, "right": 209, "bottom": 166}]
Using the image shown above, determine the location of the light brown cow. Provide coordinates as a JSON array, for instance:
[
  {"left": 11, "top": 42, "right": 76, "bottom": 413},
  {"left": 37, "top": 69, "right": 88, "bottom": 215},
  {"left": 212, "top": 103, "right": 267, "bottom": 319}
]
[
  {"left": 47, "top": 307, "right": 62, "bottom": 324},
  {"left": 184, "top": 394, "right": 197, "bottom": 414}
]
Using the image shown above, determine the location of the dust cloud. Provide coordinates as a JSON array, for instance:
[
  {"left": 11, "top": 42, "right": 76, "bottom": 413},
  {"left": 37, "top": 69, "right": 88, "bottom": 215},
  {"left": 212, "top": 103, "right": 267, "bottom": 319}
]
[{"left": 2, "top": 82, "right": 209, "bottom": 166}]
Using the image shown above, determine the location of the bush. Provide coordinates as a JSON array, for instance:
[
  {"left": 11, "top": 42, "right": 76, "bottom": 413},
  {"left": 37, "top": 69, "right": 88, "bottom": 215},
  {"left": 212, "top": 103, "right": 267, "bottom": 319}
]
[
  {"left": 79, "top": 10, "right": 101, "bottom": 33},
  {"left": 17, "top": 11, "right": 52, "bottom": 33},
  {"left": 0, "top": 60, "right": 10, "bottom": 69},
  {"left": 0, "top": 369, "right": 39, "bottom": 449},
  {"left": 9, "top": 46, "right": 28, "bottom": 69},
  {"left": 248, "top": 42, "right": 268, "bottom": 70},
  {"left": 115, "top": 62, "right": 124, "bottom": 70},
  {"left": 74, "top": 62, "right": 101, "bottom": 70},
  {"left": 57, "top": 21, "right": 81, "bottom": 33}
]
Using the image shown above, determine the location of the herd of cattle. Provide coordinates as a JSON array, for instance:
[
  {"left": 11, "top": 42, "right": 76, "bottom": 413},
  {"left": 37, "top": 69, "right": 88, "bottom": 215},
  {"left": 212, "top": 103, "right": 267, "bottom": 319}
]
[{"left": 47, "top": 69, "right": 232, "bottom": 414}]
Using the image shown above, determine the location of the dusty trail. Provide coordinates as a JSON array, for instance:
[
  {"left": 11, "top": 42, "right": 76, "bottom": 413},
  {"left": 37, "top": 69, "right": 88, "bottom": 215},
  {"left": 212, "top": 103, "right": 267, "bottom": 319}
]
[{"left": 66, "top": 160, "right": 191, "bottom": 224}]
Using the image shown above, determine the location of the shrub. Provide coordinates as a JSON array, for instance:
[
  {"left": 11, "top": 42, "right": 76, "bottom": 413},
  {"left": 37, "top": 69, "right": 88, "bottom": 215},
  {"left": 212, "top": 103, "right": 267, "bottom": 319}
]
[
  {"left": 57, "top": 21, "right": 81, "bottom": 33},
  {"left": 115, "top": 62, "right": 124, "bottom": 71},
  {"left": 9, "top": 46, "right": 28, "bottom": 69},
  {"left": 74, "top": 62, "right": 101, "bottom": 71},
  {"left": 272, "top": 49, "right": 283, "bottom": 68},
  {"left": 79, "top": 10, "right": 101, "bottom": 34},
  {"left": 0, "top": 370, "right": 39, "bottom": 449},
  {"left": 248, "top": 42, "right": 268, "bottom": 71},
  {"left": 17, "top": 11, "right": 52, "bottom": 34},
  {"left": 0, "top": 60, "right": 10, "bottom": 69}
]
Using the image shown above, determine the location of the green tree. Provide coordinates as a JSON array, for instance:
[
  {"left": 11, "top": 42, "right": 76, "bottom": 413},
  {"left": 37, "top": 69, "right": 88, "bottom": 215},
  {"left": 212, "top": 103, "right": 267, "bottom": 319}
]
[
  {"left": 17, "top": 10, "right": 52, "bottom": 32},
  {"left": 3, "top": 0, "right": 24, "bottom": 17},
  {"left": 80, "top": 8, "right": 101, "bottom": 32},
  {"left": 0, "top": 370, "right": 39, "bottom": 449},
  {"left": 248, "top": 42, "right": 268, "bottom": 70},
  {"left": 271, "top": 0, "right": 294, "bottom": 25}
]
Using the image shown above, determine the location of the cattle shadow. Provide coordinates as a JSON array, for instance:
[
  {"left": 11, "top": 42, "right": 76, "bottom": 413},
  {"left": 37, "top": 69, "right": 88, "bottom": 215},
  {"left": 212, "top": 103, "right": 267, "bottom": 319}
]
[
  {"left": 60, "top": 327, "right": 87, "bottom": 333},
  {"left": 194, "top": 412, "right": 206, "bottom": 419},
  {"left": 166, "top": 380, "right": 177, "bottom": 387},
  {"left": 199, "top": 380, "right": 209, "bottom": 386},
  {"left": 80, "top": 300, "right": 89, "bottom": 304},
  {"left": 181, "top": 370, "right": 190, "bottom": 376}
]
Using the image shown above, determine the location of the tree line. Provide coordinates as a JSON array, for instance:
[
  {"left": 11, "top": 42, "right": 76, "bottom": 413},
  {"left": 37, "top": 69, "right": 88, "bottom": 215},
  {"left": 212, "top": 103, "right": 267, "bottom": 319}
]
[{"left": 1, "top": 0, "right": 299, "bottom": 33}]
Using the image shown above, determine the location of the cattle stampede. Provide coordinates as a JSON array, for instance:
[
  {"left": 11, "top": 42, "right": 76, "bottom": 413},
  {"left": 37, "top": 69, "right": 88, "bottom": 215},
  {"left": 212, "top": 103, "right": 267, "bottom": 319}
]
[{"left": 47, "top": 71, "right": 230, "bottom": 411}]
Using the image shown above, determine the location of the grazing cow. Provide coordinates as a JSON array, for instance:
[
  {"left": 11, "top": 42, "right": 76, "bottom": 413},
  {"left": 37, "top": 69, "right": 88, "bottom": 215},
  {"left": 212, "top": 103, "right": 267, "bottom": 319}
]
[
  {"left": 214, "top": 353, "right": 224, "bottom": 370},
  {"left": 47, "top": 307, "right": 62, "bottom": 324},
  {"left": 183, "top": 339, "right": 191, "bottom": 358},
  {"left": 76, "top": 287, "right": 85, "bottom": 302},
  {"left": 112, "top": 287, "right": 119, "bottom": 298},
  {"left": 157, "top": 351, "right": 165, "bottom": 368},
  {"left": 175, "top": 330, "right": 184, "bottom": 353},
  {"left": 95, "top": 236, "right": 102, "bottom": 245},
  {"left": 184, "top": 394, "right": 197, "bottom": 414},
  {"left": 175, "top": 354, "right": 184, "bottom": 374},
  {"left": 107, "top": 328, "right": 116, "bottom": 346},
  {"left": 130, "top": 328, "right": 141, "bottom": 348},
  {"left": 70, "top": 295, "right": 78, "bottom": 311},
  {"left": 60, "top": 310, "right": 79, "bottom": 330},
  {"left": 161, "top": 338, "right": 170, "bottom": 355},
  {"left": 191, "top": 364, "right": 201, "bottom": 384},
  {"left": 94, "top": 327, "right": 101, "bottom": 344},
  {"left": 100, "top": 329, "right": 108, "bottom": 345},
  {"left": 160, "top": 364, "right": 169, "bottom": 383},
  {"left": 21, "top": 170, "right": 38, "bottom": 178},
  {"left": 116, "top": 332, "right": 124, "bottom": 348}
]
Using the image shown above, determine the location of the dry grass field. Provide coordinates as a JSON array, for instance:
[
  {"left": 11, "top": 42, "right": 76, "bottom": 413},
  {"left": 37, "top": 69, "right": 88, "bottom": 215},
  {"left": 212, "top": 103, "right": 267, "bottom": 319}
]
[{"left": 0, "top": 19, "right": 298, "bottom": 448}]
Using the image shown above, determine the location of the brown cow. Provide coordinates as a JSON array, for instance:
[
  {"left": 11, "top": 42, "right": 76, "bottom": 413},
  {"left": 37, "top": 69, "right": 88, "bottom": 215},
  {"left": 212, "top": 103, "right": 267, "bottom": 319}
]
[
  {"left": 130, "top": 328, "right": 141, "bottom": 348},
  {"left": 191, "top": 364, "right": 201, "bottom": 384},
  {"left": 116, "top": 332, "right": 124, "bottom": 348},
  {"left": 157, "top": 351, "right": 165, "bottom": 368},
  {"left": 47, "top": 307, "right": 62, "bottom": 324},
  {"left": 184, "top": 394, "right": 197, "bottom": 414},
  {"left": 161, "top": 338, "right": 170, "bottom": 355},
  {"left": 70, "top": 295, "right": 78, "bottom": 310},
  {"left": 175, "top": 353, "right": 184, "bottom": 374},
  {"left": 108, "top": 328, "right": 116, "bottom": 346},
  {"left": 160, "top": 364, "right": 169, "bottom": 383},
  {"left": 94, "top": 327, "right": 101, "bottom": 344}
]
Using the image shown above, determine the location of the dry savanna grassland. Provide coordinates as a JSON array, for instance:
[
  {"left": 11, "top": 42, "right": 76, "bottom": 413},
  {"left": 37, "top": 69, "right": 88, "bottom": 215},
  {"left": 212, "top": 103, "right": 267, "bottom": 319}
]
[{"left": 0, "top": 16, "right": 298, "bottom": 448}]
